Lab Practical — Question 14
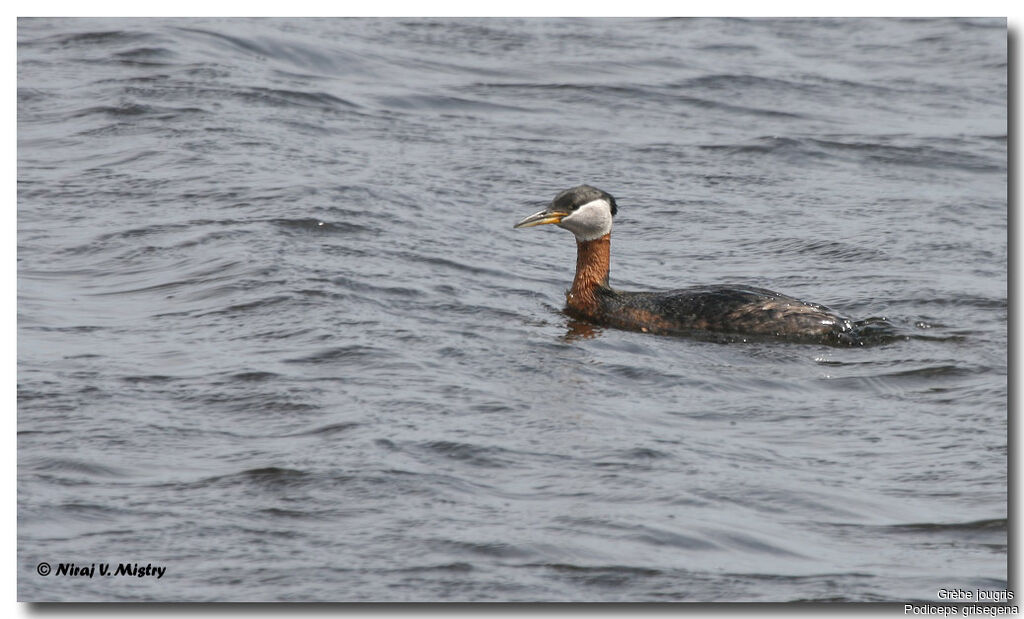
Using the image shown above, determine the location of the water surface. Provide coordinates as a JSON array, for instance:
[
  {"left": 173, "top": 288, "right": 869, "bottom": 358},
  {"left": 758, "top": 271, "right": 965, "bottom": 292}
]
[{"left": 18, "top": 17, "right": 1007, "bottom": 602}]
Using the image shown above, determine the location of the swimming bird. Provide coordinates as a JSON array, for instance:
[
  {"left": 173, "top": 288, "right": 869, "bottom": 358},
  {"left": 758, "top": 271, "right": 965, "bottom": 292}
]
[{"left": 514, "top": 185, "right": 870, "bottom": 345}]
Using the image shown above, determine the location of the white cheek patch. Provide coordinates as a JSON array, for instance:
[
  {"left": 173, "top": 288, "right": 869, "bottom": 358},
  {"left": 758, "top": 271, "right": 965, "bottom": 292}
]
[{"left": 559, "top": 199, "right": 613, "bottom": 241}]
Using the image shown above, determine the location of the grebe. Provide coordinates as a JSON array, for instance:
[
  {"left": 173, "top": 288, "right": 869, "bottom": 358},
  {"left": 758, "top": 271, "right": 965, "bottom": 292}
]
[{"left": 514, "top": 185, "right": 868, "bottom": 345}]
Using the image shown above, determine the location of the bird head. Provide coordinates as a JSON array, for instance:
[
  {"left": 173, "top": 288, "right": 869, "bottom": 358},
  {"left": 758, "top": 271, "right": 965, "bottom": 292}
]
[{"left": 513, "top": 185, "right": 617, "bottom": 241}]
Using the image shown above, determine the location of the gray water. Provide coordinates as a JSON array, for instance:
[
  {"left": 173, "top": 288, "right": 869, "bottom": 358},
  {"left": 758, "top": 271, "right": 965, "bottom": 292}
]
[{"left": 17, "top": 17, "right": 1007, "bottom": 602}]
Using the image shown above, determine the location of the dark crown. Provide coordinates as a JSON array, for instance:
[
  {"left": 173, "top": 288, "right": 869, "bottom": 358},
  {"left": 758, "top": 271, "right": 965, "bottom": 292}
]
[{"left": 551, "top": 185, "right": 618, "bottom": 216}]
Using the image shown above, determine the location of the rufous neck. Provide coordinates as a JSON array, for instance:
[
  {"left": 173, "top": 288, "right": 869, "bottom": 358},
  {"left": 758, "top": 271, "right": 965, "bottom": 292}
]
[{"left": 567, "top": 233, "right": 611, "bottom": 311}]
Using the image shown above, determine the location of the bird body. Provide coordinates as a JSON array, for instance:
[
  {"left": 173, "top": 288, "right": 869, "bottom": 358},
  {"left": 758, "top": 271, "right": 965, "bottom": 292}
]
[{"left": 514, "top": 185, "right": 868, "bottom": 345}]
